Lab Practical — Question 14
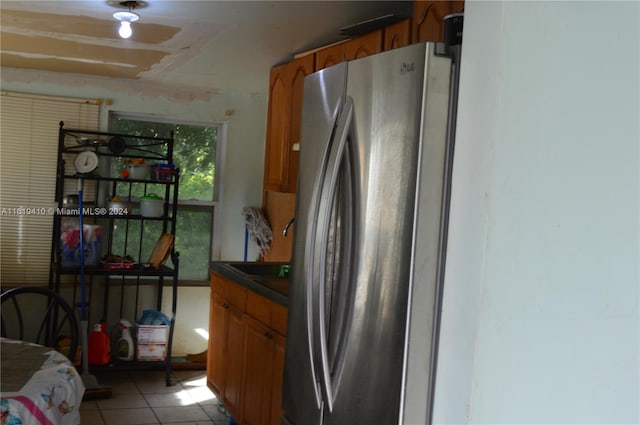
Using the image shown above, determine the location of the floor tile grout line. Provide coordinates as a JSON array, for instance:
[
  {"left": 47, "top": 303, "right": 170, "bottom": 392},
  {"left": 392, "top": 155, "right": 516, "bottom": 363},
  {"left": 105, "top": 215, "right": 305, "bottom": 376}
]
[{"left": 87, "top": 370, "right": 219, "bottom": 425}]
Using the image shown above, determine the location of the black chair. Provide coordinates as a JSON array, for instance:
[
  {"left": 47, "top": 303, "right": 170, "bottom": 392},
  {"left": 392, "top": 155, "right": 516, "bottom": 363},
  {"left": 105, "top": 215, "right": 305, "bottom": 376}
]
[{"left": 1, "top": 286, "right": 79, "bottom": 363}]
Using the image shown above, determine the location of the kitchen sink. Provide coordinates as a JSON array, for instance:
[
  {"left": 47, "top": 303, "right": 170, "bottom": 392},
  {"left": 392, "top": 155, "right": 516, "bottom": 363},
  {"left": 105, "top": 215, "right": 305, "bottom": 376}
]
[
  {"left": 224, "top": 262, "right": 290, "bottom": 297},
  {"left": 226, "top": 262, "right": 289, "bottom": 277}
]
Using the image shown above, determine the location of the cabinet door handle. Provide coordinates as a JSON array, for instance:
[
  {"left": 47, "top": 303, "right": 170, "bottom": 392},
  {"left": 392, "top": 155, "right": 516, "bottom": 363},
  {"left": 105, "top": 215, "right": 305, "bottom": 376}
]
[
  {"left": 222, "top": 302, "right": 229, "bottom": 309},
  {"left": 264, "top": 332, "right": 273, "bottom": 339}
]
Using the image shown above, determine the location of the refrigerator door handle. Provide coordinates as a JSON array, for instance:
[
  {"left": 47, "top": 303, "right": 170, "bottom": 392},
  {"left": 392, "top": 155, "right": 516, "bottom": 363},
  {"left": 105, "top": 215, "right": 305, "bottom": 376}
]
[
  {"left": 304, "top": 102, "right": 345, "bottom": 409},
  {"left": 313, "top": 96, "right": 355, "bottom": 413}
]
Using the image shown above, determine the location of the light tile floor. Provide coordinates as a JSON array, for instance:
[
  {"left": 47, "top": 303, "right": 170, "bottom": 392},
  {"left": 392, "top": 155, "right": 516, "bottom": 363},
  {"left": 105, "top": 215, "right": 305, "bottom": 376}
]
[{"left": 81, "top": 370, "right": 231, "bottom": 425}]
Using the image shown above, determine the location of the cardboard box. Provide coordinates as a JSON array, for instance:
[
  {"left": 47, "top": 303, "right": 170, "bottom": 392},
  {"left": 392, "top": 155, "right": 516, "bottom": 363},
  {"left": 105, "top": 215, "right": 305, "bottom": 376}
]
[
  {"left": 136, "top": 324, "right": 167, "bottom": 344},
  {"left": 136, "top": 343, "right": 167, "bottom": 361}
]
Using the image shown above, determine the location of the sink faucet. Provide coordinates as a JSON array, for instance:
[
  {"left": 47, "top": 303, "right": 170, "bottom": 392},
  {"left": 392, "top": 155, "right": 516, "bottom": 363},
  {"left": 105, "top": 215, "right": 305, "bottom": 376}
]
[{"left": 283, "top": 217, "right": 295, "bottom": 236}]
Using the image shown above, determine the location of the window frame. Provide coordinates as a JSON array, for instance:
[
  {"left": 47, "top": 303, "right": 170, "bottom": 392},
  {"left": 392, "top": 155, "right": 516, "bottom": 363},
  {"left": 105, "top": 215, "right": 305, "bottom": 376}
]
[{"left": 108, "top": 111, "right": 225, "bottom": 285}]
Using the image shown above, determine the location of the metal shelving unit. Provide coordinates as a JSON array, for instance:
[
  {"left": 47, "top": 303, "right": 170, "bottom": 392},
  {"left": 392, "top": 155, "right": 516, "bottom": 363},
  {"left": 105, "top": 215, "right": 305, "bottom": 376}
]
[{"left": 49, "top": 121, "right": 180, "bottom": 385}]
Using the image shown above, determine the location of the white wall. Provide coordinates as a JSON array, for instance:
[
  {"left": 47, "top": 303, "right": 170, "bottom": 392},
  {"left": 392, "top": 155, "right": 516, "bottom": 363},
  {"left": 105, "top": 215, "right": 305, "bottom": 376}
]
[
  {"left": 434, "top": 1, "right": 639, "bottom": 424},
  {"left": 1, "top": 71, "right": 269, "bottom": 355},
  {"left": 1, "top": 71, "right": 267, "bottom": 261}
]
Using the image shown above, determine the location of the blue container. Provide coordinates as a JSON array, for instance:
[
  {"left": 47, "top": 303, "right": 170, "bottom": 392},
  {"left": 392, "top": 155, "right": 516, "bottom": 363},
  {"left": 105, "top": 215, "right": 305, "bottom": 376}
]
[{"left": 153, "top": 163, "right": 176, "bottom": 182}]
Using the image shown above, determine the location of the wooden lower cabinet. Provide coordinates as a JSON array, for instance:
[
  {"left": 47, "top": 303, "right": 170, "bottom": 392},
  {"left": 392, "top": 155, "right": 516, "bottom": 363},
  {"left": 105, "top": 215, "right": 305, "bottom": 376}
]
[
  {"left": 207, "top": 272, "right": 287, "bottom": 425},
  {"left": 206, "top": 292, "right": 227, "bottom": 396},
  {"left": 207, "top": 273, "right": 246, "bottom": 400},
  {"left": 223, "top": 305, "right": 245, "bottom": 415},
  {"left": 240, "top": 314, "right": 286, "bottom": 425},
  {"left": 270, "top": 335, "right": 286, "bottom": 425}
]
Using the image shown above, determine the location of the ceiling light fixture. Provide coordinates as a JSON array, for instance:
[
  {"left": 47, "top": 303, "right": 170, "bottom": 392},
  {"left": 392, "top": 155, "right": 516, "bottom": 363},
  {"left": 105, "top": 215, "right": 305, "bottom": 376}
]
[{"left": 113, "top": 1, "right": 140, "bottom": 39}]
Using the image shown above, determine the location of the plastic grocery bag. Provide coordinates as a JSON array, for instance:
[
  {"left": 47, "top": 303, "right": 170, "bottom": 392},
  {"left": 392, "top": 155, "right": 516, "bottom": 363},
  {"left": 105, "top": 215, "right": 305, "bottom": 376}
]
[{"left": 138, "top": 310, "right": 170, "bottom": 325}]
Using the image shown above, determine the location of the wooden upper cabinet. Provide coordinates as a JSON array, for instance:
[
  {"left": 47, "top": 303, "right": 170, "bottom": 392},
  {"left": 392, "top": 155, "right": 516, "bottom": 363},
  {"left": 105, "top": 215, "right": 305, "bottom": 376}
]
[
  {"left": 451, "top": 0, "right": 465, "bottom": 14},
  {"left": 263, "top": 54, "right": 314, "bottom": 194},
  {"left": 315, "top": 30, "right": 384, "bottom": 70},
  {"left": 384, "top": 18, "right": 412, "bottom": 51},
  {"left": 263, "top": 63, "right": 290, "bottom": 193},
  {"left": 264, "top": 1, "right": 466, "bottom": 196},
  {"left": 345, "top": 29, "right": 383, "bottom": 61},
  {"left": 262, "top": 191, "right": 296, "bottom": 263},
  {"left": 285, "top": 53, "right": 314, "bottom": 193},
  {"left": 412, "top": 0, "right": 464, "bottom": 43},
  {"left": 315, "top": 41, "right": 346, "bottom": 72}
]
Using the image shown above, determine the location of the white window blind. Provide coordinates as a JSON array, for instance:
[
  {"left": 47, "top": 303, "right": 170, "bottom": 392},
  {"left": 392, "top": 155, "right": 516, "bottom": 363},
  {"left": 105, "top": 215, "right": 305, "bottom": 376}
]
[{"left": 0, "top": 92, "right": 100, "bottom": 285}]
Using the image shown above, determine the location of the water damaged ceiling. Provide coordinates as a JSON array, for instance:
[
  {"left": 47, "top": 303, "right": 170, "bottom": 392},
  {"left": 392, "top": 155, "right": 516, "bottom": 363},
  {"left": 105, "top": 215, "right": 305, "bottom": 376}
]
[
  {"left": 1, "top": 6, "right": 178, "bottom": 79},
  {"left": 0, "top": 1, "right": 412, "bottom": 95}
]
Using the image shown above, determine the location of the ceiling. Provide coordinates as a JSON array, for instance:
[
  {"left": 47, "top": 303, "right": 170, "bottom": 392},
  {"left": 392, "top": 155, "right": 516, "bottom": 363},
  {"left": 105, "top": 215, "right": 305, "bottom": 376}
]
[{"left": 0, "top": 1, "right": 412, "bottom": 96}]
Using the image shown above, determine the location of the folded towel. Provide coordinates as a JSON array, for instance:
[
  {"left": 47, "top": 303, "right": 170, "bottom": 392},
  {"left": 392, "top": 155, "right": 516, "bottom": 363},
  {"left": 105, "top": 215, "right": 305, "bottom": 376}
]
[{"left": 241, "top": 207, "right": 273, "bottom": 257}]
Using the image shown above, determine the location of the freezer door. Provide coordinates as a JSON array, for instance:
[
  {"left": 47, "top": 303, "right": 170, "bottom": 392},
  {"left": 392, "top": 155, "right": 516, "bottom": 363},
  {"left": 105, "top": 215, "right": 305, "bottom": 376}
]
[{"left": 282, "top": 62, "right": 347, "bottom": 425}]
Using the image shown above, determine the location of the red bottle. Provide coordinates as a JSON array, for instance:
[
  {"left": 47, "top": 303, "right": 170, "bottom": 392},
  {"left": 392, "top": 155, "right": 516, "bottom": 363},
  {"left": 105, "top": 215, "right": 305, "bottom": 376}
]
[{"left": 88, "top": 321, "right": 111, "bottom": 365}]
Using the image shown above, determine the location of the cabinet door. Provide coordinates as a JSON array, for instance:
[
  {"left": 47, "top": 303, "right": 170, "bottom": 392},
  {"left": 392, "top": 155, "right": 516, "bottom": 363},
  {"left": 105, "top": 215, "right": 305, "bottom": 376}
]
[
  {"left": 269, "top": 333, "right": 286, "bottom": 425},
  {"left": 315, "top": 41, "right": 346, "bottom": 72},
  {"left": 262, "top": 191, "right": 296, "bottom": 263},
  {"left": 263, "top": 63, "right": 291, "bottom": 193},
  {"left": 451, "top": 0, "right": 465, "bottom": 13},
  {"left": 223, "top": 304, "right": 245, "bottom": 419},
  {"left": 345, "top": 29, "right": 383, "bottom": 61},
  {"left": 413, "top": 0, "right": 463, "bottom": 42},
  {"left": 284, "top": 54, "right": 314, "bottom": 193},
  {"left": 241, "top": 314, "right": 276, "bottom": 425},
  {"left": 384, "top": 18, "right": 412, "bottom": 50},
  {"left": 263, "top": 55, "right": 314, "bottom": 195},
  {"left": 207, "top": 292, "right": 227, "bottom": 396}
]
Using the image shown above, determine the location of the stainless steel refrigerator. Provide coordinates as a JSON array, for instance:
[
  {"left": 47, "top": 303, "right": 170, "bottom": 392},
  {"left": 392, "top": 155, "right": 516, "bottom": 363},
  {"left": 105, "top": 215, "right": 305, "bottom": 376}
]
[{"left": 282, "top": 36, "right": 462, "bottom": 425}]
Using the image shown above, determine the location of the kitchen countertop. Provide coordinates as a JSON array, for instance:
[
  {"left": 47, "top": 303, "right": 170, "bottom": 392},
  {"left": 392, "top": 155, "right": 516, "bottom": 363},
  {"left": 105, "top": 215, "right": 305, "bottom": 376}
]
[{"left": 210, "top": 261, "right": 289, "bottom": 307}]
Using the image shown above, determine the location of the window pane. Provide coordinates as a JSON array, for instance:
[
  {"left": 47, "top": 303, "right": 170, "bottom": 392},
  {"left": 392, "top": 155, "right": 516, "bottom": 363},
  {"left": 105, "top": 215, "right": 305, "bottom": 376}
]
[
  {"left": 167, "top": 208, "right": 213, "bottom": 281},
  {"left": 111, "top": 220, "right": 164, "bottom": 262},
  {"left": 109, "top": 209, "right": 212, "bottom": 281},
  {"left": 174, "top": 126, "right": 216, "bottom": 202},
  {"left": 110, "top": 118, "right": 216, "bottom": 202}
]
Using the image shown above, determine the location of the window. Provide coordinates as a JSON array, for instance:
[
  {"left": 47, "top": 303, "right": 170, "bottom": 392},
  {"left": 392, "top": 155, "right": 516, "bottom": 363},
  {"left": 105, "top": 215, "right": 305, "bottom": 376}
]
[
  {"left": 109, "top": 113, "right": 221, "bottom": 283},
  {"left": 0, "top": 92, "right": 100, "bottom": 285}
]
